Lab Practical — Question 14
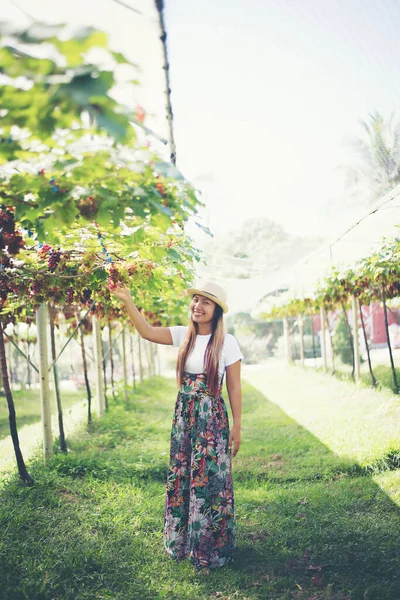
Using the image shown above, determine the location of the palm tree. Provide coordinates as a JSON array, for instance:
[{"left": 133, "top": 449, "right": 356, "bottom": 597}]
[{"left": 345, "top": 111, "right": 400, "bottom": 205}]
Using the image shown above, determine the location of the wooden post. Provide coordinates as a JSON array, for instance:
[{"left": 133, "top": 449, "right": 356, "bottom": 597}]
[
  {"left": 0, "top": 320, "right": 33, "bottom": 484},
  {"left": 150, "top": 342, "right": 156, "bottom": 377},
  {"left": 359, "top": 302, "right": 376, "bottom": 387},
  {"left": 122, "top": 327, "right": 128, "bottom": 401},
  {"left": 130, "top": 332, "right": 136, "bottom": 390},
  {"left": 310, "top": 312, "right": 317, "bottom": 368},
  {"left": 320, "top": 306, "right": 328, "bottom": 372},
  {"left": 325, "top": 311, "right": 335, "bottom": 375},
  {"left": 382, "top": 285, "right": 398, "bottom": 393},
  {"left": 102, "top": 336, "right": 108, "bottom": 412},
  {"left": 92, "top": 316, "right": 105, "bottom": 416},
  {"left": 341, "top": 301, "right": 355, "bottom": 380},
  {"left": 36, "top": 303, "right": 53, "bottom": 461},
  {"left": 48, "top": 304, "right": 67, "bottom": 453},
  {"left": 76, "top": 310, "right": 92, "bottom": 422},
  {"left": 283, "top": 317, "right": 292, "bottom": 365},
  {"left": 298, "top": 315, "right": 305, "bottom": 367},
  {"left": 108, "top": 325, "right": 115, "bottom": 399},
  {"left": 351, "top": 295, "right": 361, "bottom": 383},
  {"left": 138, "top": 333, "right": 144, "bottom": 383},
  {"left": 26, "top": 325, "right": 32, "bottom": 389},
  {"left": 155, "top": 344, "right": 161, "bottom": 376},
  {"left": 8, "top": 337, "right": 13, "bottom": 390},
  {"left": 144, "top": 340, "right": 152, "bottom": 377}
]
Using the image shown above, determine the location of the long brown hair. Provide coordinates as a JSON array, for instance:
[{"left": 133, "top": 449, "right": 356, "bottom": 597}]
[{"left": 176, "top": 304, "right": 225, "bottom": 396}]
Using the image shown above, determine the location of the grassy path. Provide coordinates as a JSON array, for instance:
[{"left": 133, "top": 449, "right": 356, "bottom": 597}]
[
  {"left": 0, "top": 389, "right": 85, "bottom": 441},
  {"left": 0, "top": 374, "right": 399, "bottom": 599},
  {"left": 243, "top": 363, "right": 400, "bottom": 470},
  {"left": 0, "top": 390, "right": 87, "bottom": 475}
]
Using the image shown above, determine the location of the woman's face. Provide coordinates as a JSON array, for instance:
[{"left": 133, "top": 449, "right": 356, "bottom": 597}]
[{"left": 190, "top": 294, "right": 216, "bottom": 325}]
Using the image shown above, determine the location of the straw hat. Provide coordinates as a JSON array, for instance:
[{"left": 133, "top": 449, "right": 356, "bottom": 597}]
[{"left": 187, "top": 280, "right": 229, "bottom": 314}]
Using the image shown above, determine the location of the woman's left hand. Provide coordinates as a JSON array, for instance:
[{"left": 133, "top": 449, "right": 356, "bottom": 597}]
[{"left": 229, "top": 424, "right": 241, "bottom": 458}]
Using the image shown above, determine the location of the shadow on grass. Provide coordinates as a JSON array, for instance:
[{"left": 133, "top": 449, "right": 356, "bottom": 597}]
[{"left": 0, "top": 378, "right": 399, "bottom": 600}]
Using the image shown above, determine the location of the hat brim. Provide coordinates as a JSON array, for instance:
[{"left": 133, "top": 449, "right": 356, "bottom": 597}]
[{"left": 187, "top": 288, "right": 229, "bottom": 314}]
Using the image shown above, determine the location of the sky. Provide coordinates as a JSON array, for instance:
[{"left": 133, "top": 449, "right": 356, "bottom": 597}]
[
  {"left": 164, "top": 0, "right": 400, "bottom": 237},
  {"left": 3, "top": 0, "right": 400, "bottom": 309}
]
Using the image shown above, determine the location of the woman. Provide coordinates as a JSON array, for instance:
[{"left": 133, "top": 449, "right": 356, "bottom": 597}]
[{"left": 111, "top": 280, "right": 243, "bottom": 570}]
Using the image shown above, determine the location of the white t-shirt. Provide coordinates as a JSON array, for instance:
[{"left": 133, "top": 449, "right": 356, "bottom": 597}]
[{"left": 169, "top": 325, "right": 244, "bottom": 375}]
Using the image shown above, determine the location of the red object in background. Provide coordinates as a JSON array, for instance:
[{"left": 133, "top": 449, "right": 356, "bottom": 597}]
[
  {"left": 311, "top": 302, "right": 400, "bottom": 347},
  {"left": 369, "top": 302, "right": 397, "bottom": 344},
  {"left": 136, "top": 105, "right": 146, "bottom": 123},
  {"left": 312, "top": 313, "right": 321, "bottom": 332}
]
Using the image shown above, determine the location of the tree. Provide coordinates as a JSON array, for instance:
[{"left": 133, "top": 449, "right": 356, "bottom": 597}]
[
  {"left": 345, "top": 111, "right": 400, "bottom": 206},
  {"left": 205, "top": 218, "right": 323, "bottom": 280},
  {"left": 332, "top": 314, "right": 353, "bottom": 366}
]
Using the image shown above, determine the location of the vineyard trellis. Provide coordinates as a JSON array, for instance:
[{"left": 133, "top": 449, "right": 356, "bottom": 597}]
[
  {"left": 0, "top": 22, "right": 203, "bottom": 483},
  {"left": 263, "top": 227, "right": 400, "bottom": 393},
  {"left": 262, "top": 233, "right": 400, "bottom": 393}
]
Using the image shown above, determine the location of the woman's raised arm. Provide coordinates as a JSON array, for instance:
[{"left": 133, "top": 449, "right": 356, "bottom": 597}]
[{"left": 110, "top": 285, "right": 173, "bottom": 345}]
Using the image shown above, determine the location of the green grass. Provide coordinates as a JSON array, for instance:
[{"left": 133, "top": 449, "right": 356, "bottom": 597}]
[
  {"left": 0, "top": 388, "right": 85, "bottom": 440},
  {"left": 250, "top": 364, "right": 400, "bottom": 468},
  {"left": 321, "top": 360, "right": 400, "bottom": 395},
  {"left": 0, "top": 375, "right": 399, "bottom": 599}
]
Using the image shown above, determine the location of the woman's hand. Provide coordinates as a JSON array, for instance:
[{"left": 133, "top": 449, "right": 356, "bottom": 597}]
[
  {"left": 109, "top": 284, "right": 131, "bottom": 303},
  {"left": 229, "top": 424, "right": 241, "bottom": 458}
]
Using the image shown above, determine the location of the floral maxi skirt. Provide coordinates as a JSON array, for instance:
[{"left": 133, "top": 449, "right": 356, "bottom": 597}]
[{"left": 163, "top": 372, "right": 235, "bottom": 569}]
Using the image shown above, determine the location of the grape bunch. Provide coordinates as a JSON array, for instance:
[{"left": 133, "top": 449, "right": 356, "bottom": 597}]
[
  {"left": 63, "top": 306, "right": 76, "bottom": 320},
  {"left": 3, "top": 232, "right": 25, "bottom": 255},
  {"left": 38, "top": 244, "right": 52, "bottom": 259},
  {"left": 29, "top": 281, "right": 45, "bottom": 305},
  {"left": 48, "top": 251, "right": 62, "bottom": 272},
  {"left": 65, "top": 288, "right": 74, "bottom": 304},
  {"left": 0, "top": 208, "right": 15, "bottom": 234},
  {"left": 142, "top": 261, "right": 155, "bottom": 275},
  {"left": 77, "top": 196, "right": 99, "bottom": 219},
  {"left": 127, "top": 262, "right": 139, "bottom": 276},
  {"left": 49, "top": 286, "right": 63, "bottom": 304},
  {"left": 0, "top": 255, "right": 11, "bottom": 267},
  {"left": 80, "top": 288, "right": 92, "bottom": 306},
  {"left": 143, "top": 310, "right": 162, "bottom": 327},
  {"left": 107, "top": 265, "right": 121, "bottom": 291},
  {"left": 0, "top": 208, "right": 25, "bottom": 256}
]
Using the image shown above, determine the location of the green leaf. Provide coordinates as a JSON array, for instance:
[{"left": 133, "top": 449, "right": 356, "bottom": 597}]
[
  {"left": 53, "top": 158, "right": 81, "bottom": 171},
  {"left": 167, "top": 248, "right": 181, "bottom": 261},
  {"left": 151, "top": 247, "right": 168, "bottom": 262},
  {"left": 127, "top": 227, "right": 145, "bottom": 244},
  {"left": 92, "top": 106, "right": 133, "bottom": 142},
  {"left": 194, "top": 221, "right": 213, "bottom": 237},
  {"left": 153, "top": 161, "right": 185, "bottom": 181},
  {"left": 59, "top": 71, "right": 115, "bottom": 108},
  {"left": 90, "top": 268, "right": 108, "bottom": 284},
  {"left": 111, "top": 50, "right": 133, "bottom": 65},
  {"left": 50, "top": 30, "right": 108, "bottom": 66},
  {"left": 149, "top": 198, "right": 173, "bottom": 217},
  {"left": 150, "top": 211, "right": 172, "bottom": 231}
]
